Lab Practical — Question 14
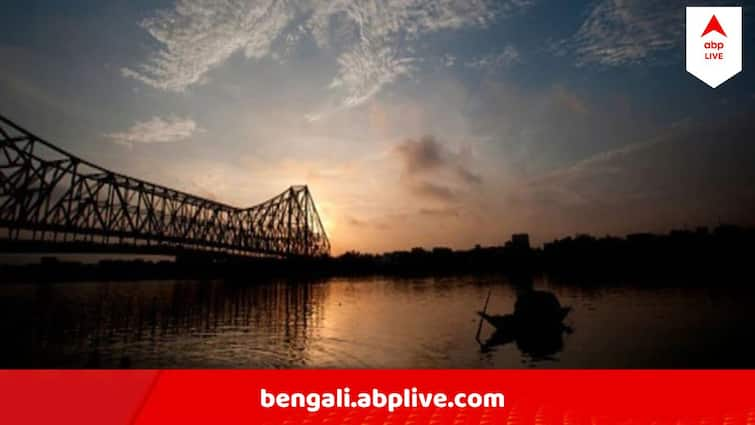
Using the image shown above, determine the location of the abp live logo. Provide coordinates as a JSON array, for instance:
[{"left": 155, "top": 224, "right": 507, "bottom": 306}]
[{"left": 686, "top": 7, "right": 742, "bottom": 88}]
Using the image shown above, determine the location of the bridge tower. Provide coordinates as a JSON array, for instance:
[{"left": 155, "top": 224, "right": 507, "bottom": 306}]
[{"left": 0, "top": 114, "right": 330, "bottom": 258}]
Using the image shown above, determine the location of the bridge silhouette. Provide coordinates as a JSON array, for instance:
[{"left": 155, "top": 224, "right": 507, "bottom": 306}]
[{"left": 0, "top": 115, "right": 330, "bottom": 258}]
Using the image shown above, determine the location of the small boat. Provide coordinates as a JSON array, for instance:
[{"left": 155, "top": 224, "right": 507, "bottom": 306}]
[
  {"left": 476, "top": 289, "right": 571, "bottom": 358},
  {"left": 477, "top": 307, "right": 570, "bottom": 330},
  {"left": 477, "top": 290, "right": 570, "bottom": 331}
]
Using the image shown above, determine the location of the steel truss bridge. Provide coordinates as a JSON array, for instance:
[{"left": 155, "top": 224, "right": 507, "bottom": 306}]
[{"left": 0, "top": 114, "right": 330, "bottom": 258}]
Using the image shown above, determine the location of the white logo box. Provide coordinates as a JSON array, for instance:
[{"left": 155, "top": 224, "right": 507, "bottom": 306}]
[{"left": 686, "top": 7, "right": 742, "bottom": 88}]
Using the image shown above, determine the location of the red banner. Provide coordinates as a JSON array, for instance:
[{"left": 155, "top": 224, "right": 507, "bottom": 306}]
[{"left": 1, "top": 370, "right": 754, "bottom": 424}]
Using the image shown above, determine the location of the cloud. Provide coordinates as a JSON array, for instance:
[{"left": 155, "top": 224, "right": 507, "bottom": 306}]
[
  {"left": 468, "top": 80, "right": 655, "bottom": 173},
  {"left": 456, "top": 166, "right": 483, "bottom": 185},
  {"left": 394, "top": 135, "right": 482, "bottom": 202},
  {"left": 552, "top": 85, "right": 589, "bottom": 115},
  {"left": 555, "top": 0, "right": 680, "bottom": 66},
  {"left": 311, "top": 0, "right": 529, "bottom": 112},
  {"left": 411, "top": 181, "right": 458, "bottom": 202},
  {"left": 441, "top": 54, "right": 457, "bottom": 67},
  {"left": 122, "top": 0, "right": 294, "bottom": 91},
  {"left": 105, "top": 116, "right": 201, "bottom": 147},
  {"left": 124, "top": 0, "right": 532, "bottom": 113},
  {"left": 344, "top": 215, "right": 393, "bottom": 230},
  {"left": 395, "top": 135, "right": 446, "bottom": 173},
  {"left": 509, "top": 113, "right": 755, "bottom": 235},
  {"left": 346, "top": 216, "right": 367, "bottom": 227},
  {"left": 465, "top": 44, "right": 521, "bottom": 70},
  {"left": 328, "top": 40, "right": 416, "bottom": 109}
]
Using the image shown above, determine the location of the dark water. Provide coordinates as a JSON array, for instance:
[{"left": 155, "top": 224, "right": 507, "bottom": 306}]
[{"left": 1, "top": 275, "right": 754, "bottom": 368}]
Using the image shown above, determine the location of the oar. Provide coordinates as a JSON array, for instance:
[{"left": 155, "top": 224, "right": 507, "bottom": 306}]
[{"left": 475, "top": 288, "right": 492, "bottom": 343}]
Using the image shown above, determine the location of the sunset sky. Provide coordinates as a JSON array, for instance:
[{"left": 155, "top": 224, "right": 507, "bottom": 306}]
[{"left": 2, "top": 0, "right": 754, "bottom": 254}]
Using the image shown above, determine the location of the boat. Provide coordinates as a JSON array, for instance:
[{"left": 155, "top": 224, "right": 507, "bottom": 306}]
[
  {"left": 477, "top": 308, "right": 570, "bottom": 330},
  {"left": 475, "top": 289, "right": 571, "bottom": 358},
  {"left": 479, "top": 289, "right": 569, "bottom": 328}
]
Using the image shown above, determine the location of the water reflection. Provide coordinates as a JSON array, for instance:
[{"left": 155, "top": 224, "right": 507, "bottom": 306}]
[
  {"left": 476, "top": 276, "right": 571, "bottom": 361},
  {"left": 2, "top": 280, "right": 329, "bottom": 368},
  {"left": 1, "top": 275, "right": 754, "bottom": 368}
]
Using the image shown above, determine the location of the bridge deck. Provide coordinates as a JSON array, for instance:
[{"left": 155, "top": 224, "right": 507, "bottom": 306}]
[{"left": 0, "top": 114, "right": 330, "bottom": 257}]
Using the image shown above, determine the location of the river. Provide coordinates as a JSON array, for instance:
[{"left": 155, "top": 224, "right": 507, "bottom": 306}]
[{"left": 1, "top": 275, "right": 753, "bottom": 368}]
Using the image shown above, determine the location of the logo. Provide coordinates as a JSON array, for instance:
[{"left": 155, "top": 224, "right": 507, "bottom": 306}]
[{"left": 686, "top": 7, "right": 742, "bottom": 88}]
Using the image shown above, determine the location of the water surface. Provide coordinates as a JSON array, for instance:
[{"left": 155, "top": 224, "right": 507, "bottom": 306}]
[{"left": 1, "top": 275, "right": 753, "bottom": 368}]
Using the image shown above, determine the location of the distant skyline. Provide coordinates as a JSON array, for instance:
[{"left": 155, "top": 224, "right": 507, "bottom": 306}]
[{"left": 2, "top": 0, "right": 754, "bottom": 254}]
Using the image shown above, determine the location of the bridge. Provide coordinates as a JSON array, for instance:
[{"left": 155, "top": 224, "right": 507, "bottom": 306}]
[{"left": 0, "top": 114, "right": 330, "bottom": 258}]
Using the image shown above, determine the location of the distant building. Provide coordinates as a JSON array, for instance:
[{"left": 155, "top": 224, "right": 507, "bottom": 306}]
[
  {"left": 509, "top": 233, "right": 530, "bottom": 250},
  {"left": 627, "top": 233, "right": 655, "bottom": 243},
  {"left": 432, "top": 247, "right": 453, "bottom": 255}
]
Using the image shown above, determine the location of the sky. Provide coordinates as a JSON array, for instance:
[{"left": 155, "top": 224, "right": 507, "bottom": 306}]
[{"left": 2, "top": 0, "right": 754, "bottom": 254}]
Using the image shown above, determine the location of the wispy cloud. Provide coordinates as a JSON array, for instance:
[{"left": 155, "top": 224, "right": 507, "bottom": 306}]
[
  {"left": 441, "top": 53, "right": 457, "bottom": 67},
  {"left": 105, "top": 116, "right": 201, "bottom": 147},
  {"left": 509, "top": 113, "right": 755, "bottom": 234},
  {"left": 124, "top": 0, "right": 532, "bottom": 114},
  {"left": 555, "top": 0, "right": 680, "bottom": 66},
  {"left": 122, "top": 0, "right": 294, "bottom": 91},
  {"left": 465, "top": 44, "right": 521, "bottom": 70},
  {"left": 309, "top": 0, "right": 505, "bottom": 112},
  {"left": 328, "top": 40, "right": 416, "bottom": 109}
]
